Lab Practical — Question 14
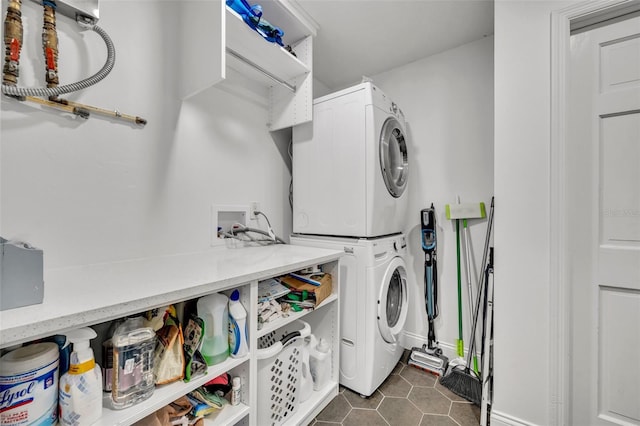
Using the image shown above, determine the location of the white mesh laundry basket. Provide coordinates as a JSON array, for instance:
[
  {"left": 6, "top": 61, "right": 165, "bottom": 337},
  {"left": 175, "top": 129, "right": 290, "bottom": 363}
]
[{"left": 257, "top": 320, "right": 311, "bottom": 426}]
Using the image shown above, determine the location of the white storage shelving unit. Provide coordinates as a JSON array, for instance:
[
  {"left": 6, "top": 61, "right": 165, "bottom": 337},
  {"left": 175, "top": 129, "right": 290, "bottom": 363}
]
[
  {"left": 0, "top": 244, "right": 341, "bottom": 426},
  {"left": 181, "top": 0, "right": 317, "bottom": 130},
  {"left": 96, "top": 357, "right": 250, "bottom": 426}
]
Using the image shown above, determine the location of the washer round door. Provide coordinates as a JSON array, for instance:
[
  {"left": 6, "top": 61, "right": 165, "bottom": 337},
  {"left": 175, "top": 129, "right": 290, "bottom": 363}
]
[
  {"left": 377, "top": 256, "right": 409, "bottom": 344},
  {"left": 379, "top": 116, "right": 409, "bottom": 198}
]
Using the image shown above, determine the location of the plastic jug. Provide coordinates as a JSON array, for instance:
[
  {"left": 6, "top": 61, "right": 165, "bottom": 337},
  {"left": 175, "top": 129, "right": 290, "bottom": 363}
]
[
  {"left": 197, "top": 293, "right": 229, "bottom": 366},
  {"left": 111, "top": 317, "right": 156, "bottom": 410},
  {"left": 228, "top": 289, "right": 249, "bottom": 358},
  {"left": 299, "top": 340, "right": 313, "bottom": 402},
  {"left": 309, "top": 336, "right": 331, "bottom": 391}
]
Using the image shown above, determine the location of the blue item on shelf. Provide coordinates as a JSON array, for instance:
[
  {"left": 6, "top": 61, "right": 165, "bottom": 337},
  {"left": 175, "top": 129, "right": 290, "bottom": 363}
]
[{"left": 226, "top": 0, "right": 285, "bottom": 46}]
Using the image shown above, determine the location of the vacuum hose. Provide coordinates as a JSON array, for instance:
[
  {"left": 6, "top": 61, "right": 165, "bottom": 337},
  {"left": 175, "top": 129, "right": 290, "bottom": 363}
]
[{"left": 2, "top": 22, "right": 115, "bottom": 98}]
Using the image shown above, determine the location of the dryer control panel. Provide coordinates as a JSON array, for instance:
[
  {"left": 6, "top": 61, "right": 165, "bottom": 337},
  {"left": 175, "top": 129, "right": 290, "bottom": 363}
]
[
  {"left": 371, "top": 85, "right": 405, "bottom": 123},
  {"left": 393, "top": 235, "right": 407, "bottom": 252}
]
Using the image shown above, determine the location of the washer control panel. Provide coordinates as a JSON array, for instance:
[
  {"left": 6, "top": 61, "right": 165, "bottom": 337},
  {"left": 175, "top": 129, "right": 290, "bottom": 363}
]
[{"left": 393, "top": 235, "right": 407, "bottom": 253}]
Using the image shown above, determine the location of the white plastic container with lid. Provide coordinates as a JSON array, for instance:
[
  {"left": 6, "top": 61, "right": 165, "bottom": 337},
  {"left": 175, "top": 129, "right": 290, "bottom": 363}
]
[
  {"left": 0, "top": 342, "right": 59, "bottom": 425},
  {"left": 228, "top": 289, "right": 248, "bottom": 358},
  {"left": 231, "top": 376, "right": 241, "bottom": 405},
  {"left": 308, "top": 336, "right": 331, "bottom": 391},
  {"left": 299, "top": 342, "right": 313, "bottom": 402},
  {"left": 59, "top": 327, "right": 103, "bottom": 425},
  {"left": 197, "top": 293, "right": 229, "bottom": 365}
]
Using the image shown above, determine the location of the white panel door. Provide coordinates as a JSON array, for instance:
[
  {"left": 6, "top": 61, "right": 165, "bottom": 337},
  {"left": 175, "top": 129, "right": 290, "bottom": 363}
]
[{"left": 568, "top": 15, "right": 640, "bottom": 426}]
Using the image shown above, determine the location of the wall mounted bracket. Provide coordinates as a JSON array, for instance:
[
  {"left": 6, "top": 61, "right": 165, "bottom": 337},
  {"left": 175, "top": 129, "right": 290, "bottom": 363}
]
[{"left": 29, "top": 0, "right": 99, "bottom": 24}]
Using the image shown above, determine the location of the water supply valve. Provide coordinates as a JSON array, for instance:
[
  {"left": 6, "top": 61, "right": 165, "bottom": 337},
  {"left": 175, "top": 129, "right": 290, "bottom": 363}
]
[{"left": 29, "top": 0, "right": 99, "bottom": 24}]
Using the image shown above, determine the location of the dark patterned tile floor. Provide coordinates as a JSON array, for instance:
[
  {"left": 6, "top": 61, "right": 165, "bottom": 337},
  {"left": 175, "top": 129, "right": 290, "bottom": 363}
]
[{"left": 310, "top": 352, "right": 481, "bottom": 426}]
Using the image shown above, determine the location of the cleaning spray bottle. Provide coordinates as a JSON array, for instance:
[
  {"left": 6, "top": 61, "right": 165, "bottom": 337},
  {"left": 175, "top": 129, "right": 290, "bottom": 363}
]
[
  {"left": 228, "top": 289, "right": 248, "bottom": 358},
  {"left": 59, "top": 327, "right": 103, "bottom": 425}
]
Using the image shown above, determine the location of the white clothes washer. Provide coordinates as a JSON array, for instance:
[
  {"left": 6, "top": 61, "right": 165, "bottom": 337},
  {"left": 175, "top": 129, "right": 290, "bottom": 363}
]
[
  {"left": 292, "top": 82, "right": 410, "bottom": 238},
  {"left": 291, "top": 233, "right": 409, "bottom": 397}
]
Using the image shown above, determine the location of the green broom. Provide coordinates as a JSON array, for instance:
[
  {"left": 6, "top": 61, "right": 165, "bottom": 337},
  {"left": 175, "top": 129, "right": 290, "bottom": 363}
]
[
  {"left": 454, "top": 217, "right": 464, "bottom": 358},
  {"left": 440, "top": 302, "right": 483, "bottom": 405},
  {"left": 440, "top": 200, "right": 485, "bottom": 405}
]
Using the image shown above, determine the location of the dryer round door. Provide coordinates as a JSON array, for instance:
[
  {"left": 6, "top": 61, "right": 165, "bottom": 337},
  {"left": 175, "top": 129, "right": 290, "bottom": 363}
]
[
  {"left": 377, "top": 256, "right": 409, "bottom": 344},
  {"left": 379, "top": 117, "right": 409, "bottom": 198}
]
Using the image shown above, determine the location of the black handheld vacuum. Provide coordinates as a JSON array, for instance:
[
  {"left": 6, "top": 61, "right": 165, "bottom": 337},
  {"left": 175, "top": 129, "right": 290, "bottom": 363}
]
[{"left": 408, "top": 204, "right": 449, "bottom": 376}]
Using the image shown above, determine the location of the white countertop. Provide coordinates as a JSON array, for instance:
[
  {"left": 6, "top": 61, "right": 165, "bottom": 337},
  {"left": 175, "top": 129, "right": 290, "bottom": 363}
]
[{"left": 0, "top": 244, "right": 342, "bottom": 348}]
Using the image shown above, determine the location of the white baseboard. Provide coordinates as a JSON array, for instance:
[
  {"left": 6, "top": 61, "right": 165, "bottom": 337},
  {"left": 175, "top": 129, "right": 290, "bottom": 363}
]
[
  {"left": 491, "top": 410, "right": 540, "bottom": 426},
  {"left": 402, "top": 330, "right": 476, "bottom": 363}
]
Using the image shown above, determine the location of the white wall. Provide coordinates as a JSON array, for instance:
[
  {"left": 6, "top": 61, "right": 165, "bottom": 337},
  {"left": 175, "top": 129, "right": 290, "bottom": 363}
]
[
  {"left": 1, "top": 0, "right": 292, "bottom": 269},
  {"left": 313, "top": 77, "right": 331, "bottom": 99},
  {"left": 493, "top": 2, "right": 572, "bottom": 425},
  {"left": 2, "top": 2, "right": 566, "bottom": 424},
  {"left": 371, "top": 37, "right": 494, "bottom": 361}
]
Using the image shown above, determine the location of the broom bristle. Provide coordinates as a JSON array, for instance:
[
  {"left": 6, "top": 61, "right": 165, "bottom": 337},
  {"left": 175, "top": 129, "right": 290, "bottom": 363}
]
[{"left": 439, "top": 367, "right": 482, "bottom": 406}]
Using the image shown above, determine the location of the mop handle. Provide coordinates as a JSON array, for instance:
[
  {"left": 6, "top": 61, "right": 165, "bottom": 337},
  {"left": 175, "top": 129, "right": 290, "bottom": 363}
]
[
  {"left": 456, "top": 218, "right": 464, "bottom": 357},
  {"left": 466, "top": 198, "right": 495, "bottom": 371},
  {"left": 480, "top": 253, "right": 494, "bottom": 426},
  {"left": 477, "top": 197, "right": 495, "bottom": 303},
  {"left": 463, "top": 219, "right": 475, "bottom": 345}
]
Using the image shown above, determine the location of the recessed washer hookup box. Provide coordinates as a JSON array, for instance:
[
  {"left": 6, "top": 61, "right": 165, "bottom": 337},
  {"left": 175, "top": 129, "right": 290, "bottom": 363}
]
[{"left": 0, "top": 237, "right": 44, "bottom": 311}]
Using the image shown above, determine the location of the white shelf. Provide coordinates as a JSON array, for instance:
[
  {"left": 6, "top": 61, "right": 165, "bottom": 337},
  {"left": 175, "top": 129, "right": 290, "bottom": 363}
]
[
  {"left": 226, "top": 7, "right": 309, "bottom": 84},
  {"left": 97, "top": 356, "right": 248, "bottom": 426},
  {"left": 224, "top": 3, "right": 314, "bottom": 130},
  {"left": 256, "top": 293, "right": 338, "bottom": 339},
  {"left": 284, "top": 380, "right": 339, "bottom": 426},
  {"left": 0, "top": 245, "right": 342, "bottom": 348},
  {"left": 1, "top": 244, "right": 341, "bottom": 426},
  {"left": 202, "top": 403, "right": 250, "bottom": 425},
  {"left": 180, "top": 0, "right": 315, "bottom": 129}
]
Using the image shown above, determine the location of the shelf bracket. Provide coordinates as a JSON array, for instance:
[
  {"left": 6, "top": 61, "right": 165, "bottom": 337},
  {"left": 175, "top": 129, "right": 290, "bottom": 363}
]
[{"left": 226, "top": 48, "right": 296, "bottom": 93}]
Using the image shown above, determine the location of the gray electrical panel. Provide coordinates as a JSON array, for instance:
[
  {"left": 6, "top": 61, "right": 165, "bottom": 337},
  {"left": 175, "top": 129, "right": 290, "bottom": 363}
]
[{"left": 0, "top": 237, "right": 44, "bottom": 311}]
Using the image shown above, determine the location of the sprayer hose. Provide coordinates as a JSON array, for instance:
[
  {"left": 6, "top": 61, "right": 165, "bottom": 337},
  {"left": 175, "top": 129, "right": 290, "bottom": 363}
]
[{"left": 1, "top": 23, "right": 115, "bottom": 97}]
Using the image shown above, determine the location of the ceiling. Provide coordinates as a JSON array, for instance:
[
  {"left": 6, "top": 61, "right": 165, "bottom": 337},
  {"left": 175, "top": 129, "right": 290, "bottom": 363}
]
[{"left": 295, "top": 0, "right": 495, "bottom": 90}]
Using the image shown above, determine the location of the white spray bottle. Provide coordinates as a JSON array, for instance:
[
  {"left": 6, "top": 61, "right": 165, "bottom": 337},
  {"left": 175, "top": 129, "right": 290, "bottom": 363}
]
[
  {"left": 59, "top": 327, "right": 103, "bottom": 425},
  {"left": 309, "top": 336, "right": 331, "bottom": 391}
]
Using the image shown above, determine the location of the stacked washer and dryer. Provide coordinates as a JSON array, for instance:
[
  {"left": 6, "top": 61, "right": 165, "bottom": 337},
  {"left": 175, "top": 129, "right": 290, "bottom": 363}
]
[{"left": 291, "top": 82, "right": 411, "bottom": 397}]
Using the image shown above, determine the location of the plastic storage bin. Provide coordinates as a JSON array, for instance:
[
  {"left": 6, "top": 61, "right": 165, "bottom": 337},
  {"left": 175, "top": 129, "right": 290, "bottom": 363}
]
[{"left": 256, "top": 320, "right": 311, "bottom": 426}]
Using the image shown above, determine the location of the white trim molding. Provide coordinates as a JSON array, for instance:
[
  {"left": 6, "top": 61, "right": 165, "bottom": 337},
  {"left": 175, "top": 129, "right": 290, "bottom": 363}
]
[
  {"left": 549, "top": 2, "right": 640, "bottom": 425},
  {"left": 491, "top": 410, "right": 541, "bottom": 426}
]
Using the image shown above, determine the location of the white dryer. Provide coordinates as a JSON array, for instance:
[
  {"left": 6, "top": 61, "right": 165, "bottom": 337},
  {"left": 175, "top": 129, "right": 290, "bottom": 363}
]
[
  {"left": 291, "top": 233, "right": 409, "bottom": 397},
  {"left": 292, "top": 82, "right": 410, "bottom": 238}
]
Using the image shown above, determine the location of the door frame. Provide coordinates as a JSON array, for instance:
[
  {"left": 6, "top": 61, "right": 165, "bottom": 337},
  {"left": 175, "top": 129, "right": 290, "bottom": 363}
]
[{"left": 549, "top": 1, "right": 640, "bottom": 424}]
